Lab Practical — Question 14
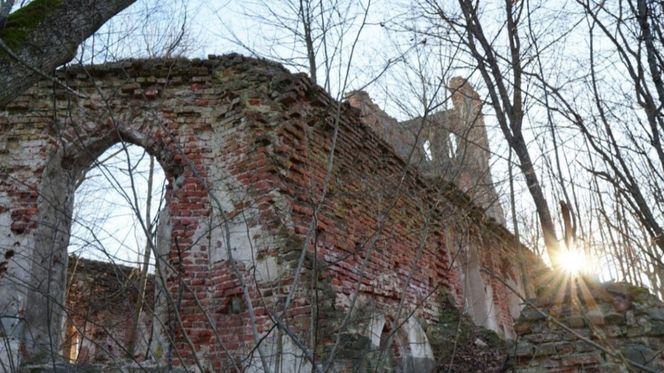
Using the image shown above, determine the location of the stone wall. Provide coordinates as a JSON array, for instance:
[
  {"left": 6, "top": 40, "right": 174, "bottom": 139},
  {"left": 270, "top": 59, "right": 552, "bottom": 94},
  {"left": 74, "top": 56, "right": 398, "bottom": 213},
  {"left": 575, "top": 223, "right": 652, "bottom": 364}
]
[
  {"left": 511, "top": 278, "right": 664, "bottom": 372},
  {"left": 0, "top": 55, "right": 531, "bottom": 371}
]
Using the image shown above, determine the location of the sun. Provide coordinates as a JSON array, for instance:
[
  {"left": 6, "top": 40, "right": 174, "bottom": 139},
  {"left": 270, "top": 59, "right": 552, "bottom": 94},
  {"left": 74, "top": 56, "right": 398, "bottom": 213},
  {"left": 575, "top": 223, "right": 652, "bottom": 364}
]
[{"left": 558, "top": 249, "right": 587, "bottom": 275}]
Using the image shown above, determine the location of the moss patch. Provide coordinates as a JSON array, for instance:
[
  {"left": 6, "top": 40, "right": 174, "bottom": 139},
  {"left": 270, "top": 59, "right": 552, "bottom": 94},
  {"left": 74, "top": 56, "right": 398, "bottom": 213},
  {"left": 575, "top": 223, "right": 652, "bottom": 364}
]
[
  {"left": 427, "top": 294, "right": 507, "bottom": 372},
  {"left": 0, "top": 0, "right": 63, "bottom": 50}
]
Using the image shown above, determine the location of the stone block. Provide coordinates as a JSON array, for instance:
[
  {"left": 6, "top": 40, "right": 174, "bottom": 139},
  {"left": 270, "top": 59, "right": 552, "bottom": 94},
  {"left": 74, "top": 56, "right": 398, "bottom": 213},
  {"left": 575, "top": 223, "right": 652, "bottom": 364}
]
[
  {"left": 521, "top": 307, "right": 546, "bottom": 322},
  {"left": 567, "top": 315, "right": 585, "bottom": 328},
  {"left": 514, "top": 341, "right": 535, "bottom": 357},
  {"left": 596, "top": 363, "right": 630, "bottom": 373},
  {"left": 648, "top": 321, "right": 664, "bottom": 336},
  {"left": 534, "top": 342, "right": 558, "bottom": 356},
  {"left": 646, "top": 308, "right": 664, "bottom": 321},
  {"left": 587, "top": 308, "right": 605, "bottom": 326},
  {"left": 515, "top": 321, "right": 532, "bottom": 334},
  {"left": 605, "top": 312, "right": 625, "bottom": 325},
  {"left": 559, "top": 352, "right": 601, "bottom": 367},
  {"left": 620, "top": 343, "right": 654, "bottom": 367}
]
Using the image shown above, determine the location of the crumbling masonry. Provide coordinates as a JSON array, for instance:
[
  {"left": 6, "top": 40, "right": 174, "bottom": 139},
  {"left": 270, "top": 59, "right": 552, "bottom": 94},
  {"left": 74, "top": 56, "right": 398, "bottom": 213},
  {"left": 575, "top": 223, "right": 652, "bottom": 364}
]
[
  {"left": 62, "top": 256, "right": 155, "bottom": 364},
  {"left": 0, "top": 55, "right": 531, "bottom": 371}
]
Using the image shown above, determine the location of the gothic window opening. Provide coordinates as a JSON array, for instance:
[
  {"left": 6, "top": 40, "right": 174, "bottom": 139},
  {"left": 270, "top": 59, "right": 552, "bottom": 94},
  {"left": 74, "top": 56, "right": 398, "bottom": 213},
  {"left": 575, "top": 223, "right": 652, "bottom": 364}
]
[
  {"left": 378, "top": 321, "right": 404, "bottom": 372},
  {"left": 63, "top": 320, "right": 80, "bottom": 363},
  {"left": 64, "top": 142, "right": 166, "bottom": 364},
  {"left": 448, "top": 133, "right": 458, "bottom": 159},
  {"left": 423, "top": 140, "right": 433, "bottom": 161},
  {"left": 69, "top": 143, "right": 166, "bottom": 269}
]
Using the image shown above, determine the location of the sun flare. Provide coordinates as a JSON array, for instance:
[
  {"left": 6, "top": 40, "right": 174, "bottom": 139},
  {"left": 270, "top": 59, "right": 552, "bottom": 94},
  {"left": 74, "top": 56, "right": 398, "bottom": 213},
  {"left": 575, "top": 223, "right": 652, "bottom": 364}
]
[{"left": 558, "top": 250, "right": 587, "bottom": 275}]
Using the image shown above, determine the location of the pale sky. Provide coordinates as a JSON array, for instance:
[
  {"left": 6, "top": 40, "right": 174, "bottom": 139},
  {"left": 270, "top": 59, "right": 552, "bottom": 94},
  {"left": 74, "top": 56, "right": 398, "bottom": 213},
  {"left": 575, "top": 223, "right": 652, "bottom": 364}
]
[{"left": 69, "top": 144, "right": 165, "bottom": 269}]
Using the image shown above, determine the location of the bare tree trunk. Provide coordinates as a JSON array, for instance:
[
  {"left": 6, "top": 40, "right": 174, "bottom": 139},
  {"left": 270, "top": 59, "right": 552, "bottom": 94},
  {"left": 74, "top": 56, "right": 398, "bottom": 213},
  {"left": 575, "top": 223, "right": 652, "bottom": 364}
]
[
  {"left": 443, "top": 0, "right": 561, "bottom": 261},
  {"left": 0, "top": 0, "right": 135, "bottom": 107},
  {"left": 299, "top": 0, "right": 317, "bottom": 84}
]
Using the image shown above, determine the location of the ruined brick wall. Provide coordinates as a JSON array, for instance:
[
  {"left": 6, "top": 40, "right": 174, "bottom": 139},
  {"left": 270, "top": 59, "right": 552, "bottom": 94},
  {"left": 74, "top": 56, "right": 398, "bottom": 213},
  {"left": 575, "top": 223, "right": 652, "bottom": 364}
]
[
  {"left": 63, "top": 256, "right": 154, "bottom": 364},
  {"left": 347, "top": 78, "right": 506, "bottom": 226},
  {"left": 0, "top": 55, "right": 531, "bottom": 371},
  {"left": 511, "top": 280, "right": 664, "bottom": 372},
  {"left": 344, "top": 90, "right": 426, "bottom": 163},
  {"left": 347, "top": 79, "right": 516, "bottom": 335}
]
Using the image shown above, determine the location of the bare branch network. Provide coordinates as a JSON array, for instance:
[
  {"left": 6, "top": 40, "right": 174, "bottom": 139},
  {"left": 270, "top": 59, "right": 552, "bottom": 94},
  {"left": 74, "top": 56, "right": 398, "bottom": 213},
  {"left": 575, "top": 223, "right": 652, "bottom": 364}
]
[{"left": 0, "top": 0, "right": 664, "bottom": 371}]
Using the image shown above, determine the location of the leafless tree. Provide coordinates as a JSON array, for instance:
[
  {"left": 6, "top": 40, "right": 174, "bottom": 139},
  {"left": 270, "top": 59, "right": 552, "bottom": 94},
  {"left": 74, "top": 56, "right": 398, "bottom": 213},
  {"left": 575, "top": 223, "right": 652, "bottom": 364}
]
[
  {"left": 415, "top": 0, "right": 565, "bottom": 264},
  {"left": 0, "top": 0, "right": 136, "bottom": 107},
  {"left": 6, "top": 0, "right": 664, "bottom": 372}
]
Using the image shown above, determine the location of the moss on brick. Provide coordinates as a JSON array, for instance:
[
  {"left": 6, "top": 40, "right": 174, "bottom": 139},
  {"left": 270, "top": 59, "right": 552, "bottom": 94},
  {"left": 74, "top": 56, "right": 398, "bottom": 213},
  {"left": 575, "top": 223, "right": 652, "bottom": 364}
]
[
  {"left": 427, "top": 294, "right": 506, "bottom": 372},
  {"left": 275, "top": 225, "right": 305, "bottom": 265}
]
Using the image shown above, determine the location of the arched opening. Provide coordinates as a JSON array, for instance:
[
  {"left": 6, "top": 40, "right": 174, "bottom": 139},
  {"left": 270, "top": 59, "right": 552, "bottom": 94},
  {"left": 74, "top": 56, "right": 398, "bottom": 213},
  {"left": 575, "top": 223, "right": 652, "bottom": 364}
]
[
  {"left": 18, "top": 121, "right": 183, "bottom": 365},
  {"left": 62, "top": 142, "right": 167, "bottom": 364},
  {"left": 69, "top": 143, "right": 166, "bottom": 267},
  {"left": 3, "top": 58, "right": 286, "bottom": 369},
  {"left": 448, "top": 132, "right": 458, "bottom": 159},
  {"left": 461, "top": 243, "right": 499, "bottom": 334},
  {"left": 377, "top": 320, "right": 405, "bottom": 373},
  {"left": 423, "top": 140, "right": 433, "bottom": 162}
]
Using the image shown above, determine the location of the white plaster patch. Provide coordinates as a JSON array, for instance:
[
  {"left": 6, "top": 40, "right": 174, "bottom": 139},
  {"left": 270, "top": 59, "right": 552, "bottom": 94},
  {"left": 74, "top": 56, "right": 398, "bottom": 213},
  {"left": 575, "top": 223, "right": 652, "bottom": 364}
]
[
  {"left": 461, "top": 243, "right": 503, "bottom": 335},
  {"left": 274, "top": 334, "right": 313, "bottom": 373},
  {"left": 482, "top": 282, "right": 499, "bottom": 332},
  {"left": 245, "top": 328, "right": 313, "bottom": 373},
  {"left": 151, "top": 207, "right": 172, "bottom": 360},
  {"left": 0, "top": 209, "right": 32, "bottom": 362},
  {"left": 404, "top": 318, "right": 434, "bottom": 360},
  {"left": 364, "top": 313, "right": 434, "bottom": 371},
  {"left": 195, "top": 212, "right": 284, "bottom": 281},
  {"left": 200, "top": 112, "right": 289, "bottom": 282},
  {"left": 207, "top": 217, "right": 258, "bottom": 263},
  {"left": 254, "top": 255, "right": 280, "bottom": 283},
  {"left": 507, "top": 277, "right": 526, "bottom": 320}
]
